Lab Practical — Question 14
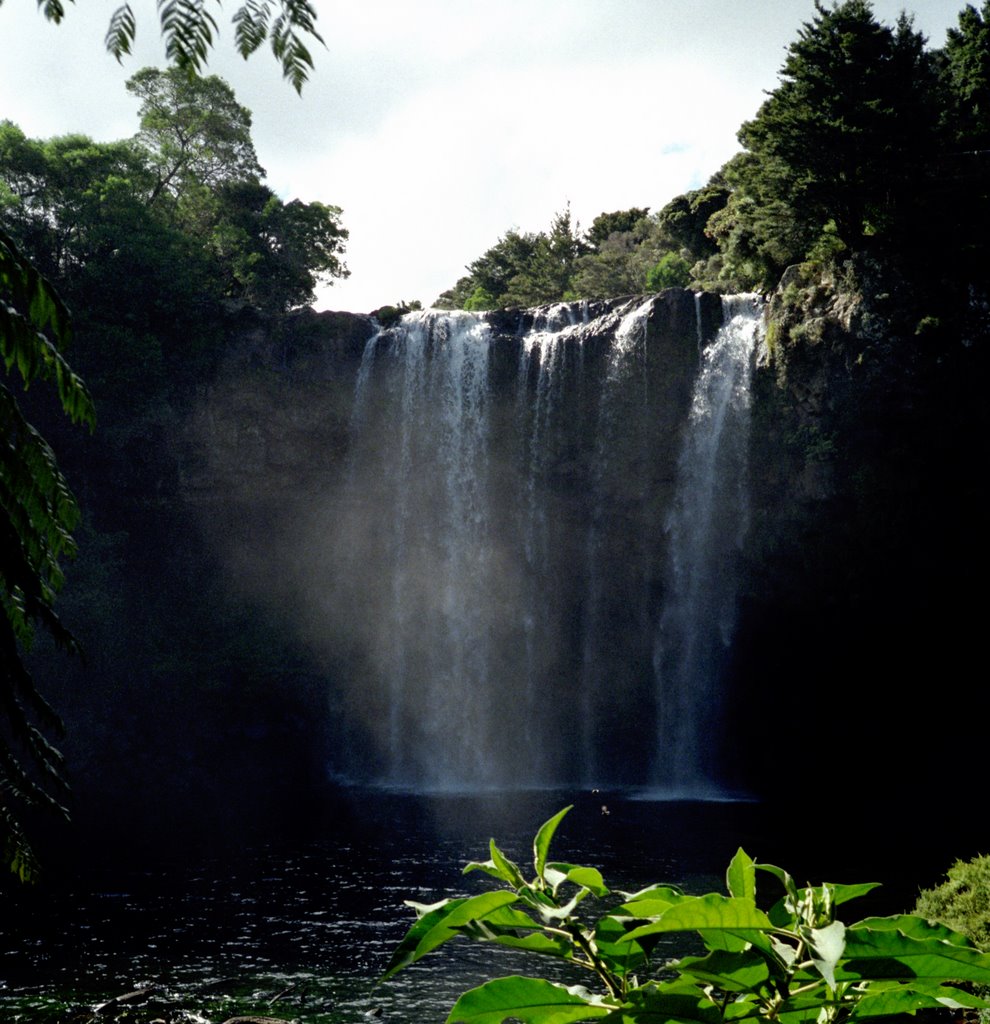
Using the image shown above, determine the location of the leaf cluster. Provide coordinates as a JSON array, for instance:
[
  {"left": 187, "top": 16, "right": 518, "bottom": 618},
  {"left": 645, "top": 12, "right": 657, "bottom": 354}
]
[
  {"left": 27, "top": 0, "right": 326, "bottom": 93},
  {"left": 384, "top": 807, "right": 990, "bottom": 1024},
  {"left": 0, "top": 229, "right": 93, "bottom": 882}
]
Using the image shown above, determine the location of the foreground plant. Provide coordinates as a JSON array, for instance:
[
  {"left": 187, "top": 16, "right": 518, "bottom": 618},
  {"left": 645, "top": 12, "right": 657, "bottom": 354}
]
[{"left": 383, "top": 806, "right": 990, "bottom": 1024}]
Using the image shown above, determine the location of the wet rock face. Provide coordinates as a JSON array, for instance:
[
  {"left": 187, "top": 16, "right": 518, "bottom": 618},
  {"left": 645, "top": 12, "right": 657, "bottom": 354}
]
[
  {"left": 178, "top": 293, "right": 714, "bottom": 512},
  {"left": 178, "top": 309, "right": 377, "bottom": 505},
  {"left": 175, "top": 291, "right": 731, "bottom": 789},
  {"left": 730, "top": 259, "right": 990, "bottom": 808}
]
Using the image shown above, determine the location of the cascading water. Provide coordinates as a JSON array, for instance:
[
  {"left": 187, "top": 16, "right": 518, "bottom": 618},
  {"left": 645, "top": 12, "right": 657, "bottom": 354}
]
[
  {"left": 345, "top": 311, "right": 497, "bottom": 787},
  {"left": 334, "top": 292, "right": 761, "bottom": 794},
  {"left": 652, "top": 294, "right": 762, "bottom": 795}
]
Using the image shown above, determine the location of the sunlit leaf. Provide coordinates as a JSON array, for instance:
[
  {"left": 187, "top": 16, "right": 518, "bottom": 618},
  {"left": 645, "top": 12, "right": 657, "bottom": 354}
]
[
  {"left": 807, "top": 920, "right": 845, "bottom": 987},
  {"left": 446, "top": 976, "right": 611, "bottom": 1024},
  {"left": 726, "top": 849, "right": 755, "bottom": 901},
  {"left": 382, "top": 891, "right": 519, "bottom": 980},
  {"left": 838, "top": 923, "right": 990, "bottom": 984},
  {"left": 547, "top": 862, "right": 609, "bottom": 898},
  {"left": 620, "top": 895, "right": 773, "bottom": 944},
  {"left": 533, "top": 805, "right": 571, "bottom": 885}
]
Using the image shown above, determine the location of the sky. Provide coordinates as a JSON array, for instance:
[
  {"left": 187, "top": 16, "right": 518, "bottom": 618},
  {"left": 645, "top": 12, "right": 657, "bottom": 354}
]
[{"left": 0, "top": 0, "right": 970, "bottom": 313}]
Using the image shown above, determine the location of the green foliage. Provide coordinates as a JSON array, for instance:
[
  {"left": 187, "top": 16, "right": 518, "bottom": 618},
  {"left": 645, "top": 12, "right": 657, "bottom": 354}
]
[
  {"left": 734, "top": 2, "right": 940, "bottom": 273},
  {"left": 435, "top": 208, "right": 587, "bottom": 309},
  {"left": 502, "top": 206, "right": 588, "bottom": 308},
  {"left": 126, "top": 66, "right": 264, "bottom": 207},
  {"left": 654, "top": 182, "right": 728, "bottom": 264},
  {"left": 0, "top": 227, "right": 94, "bottom": 882},
  {"left": 943, "top": 2, "right": 990, "bottom": 147},
  {"left": 915, "top": 855, "right": 990, "bottom": 951},
  {"left": 584, "top": 209, "right": 650, "bottom": 252},
  {"left": 37, "top": 0, "right": 324, "bottom": 93},
  {"left": 385, "top": 807, "right": 990, "bottom": 1024},
  {"left": 372, "top": 299, "right": 423, "bottom": 326},
  {"left": 1, "top": 0, "right": 331, "bottom": 884},
  {"left": 212, "top": 179, "right": 349, "bottom": 311},
  {"left": 2, "top": 67, "right": 348, "bottom": 320},
  {"left": 464, "top": 285, "right": 498, "bottom": 311},
  {"left": 645, "top": 252, "right": 691, "bottom": 292}
]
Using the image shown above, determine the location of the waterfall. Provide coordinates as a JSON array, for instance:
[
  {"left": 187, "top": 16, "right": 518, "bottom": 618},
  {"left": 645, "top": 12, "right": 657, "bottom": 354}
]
[
  {"left": 651, "top": 294, "right": 762, "bottom": 796},
  {"left": 334, "top": 292, "right": 760, "bottom": 794},
  {"left": 578, "top": 298, "right": 655, "bottom": 784},
  {"left": 344, "top": 311, "right": 498, "bottom": 788}
]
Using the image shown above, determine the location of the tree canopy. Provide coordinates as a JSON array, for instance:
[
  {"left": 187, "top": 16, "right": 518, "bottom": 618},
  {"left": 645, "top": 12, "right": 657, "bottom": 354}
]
[
  {"left": 437, "top": 1, "right": 990, "bottom": 304},
  {"left": 1, "top": 49, "right": 341, "bottom": 876}
]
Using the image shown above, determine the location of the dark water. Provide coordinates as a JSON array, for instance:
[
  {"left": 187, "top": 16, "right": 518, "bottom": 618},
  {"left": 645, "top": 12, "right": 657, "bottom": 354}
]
[{"left": 0, "top": 790, "right": 969, "bottom": 1022}]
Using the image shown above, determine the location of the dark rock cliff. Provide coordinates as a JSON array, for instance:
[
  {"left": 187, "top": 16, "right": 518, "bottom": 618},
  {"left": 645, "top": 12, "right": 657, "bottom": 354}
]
[{"left": 729, "top": 259, "right": 989, "bottom": 809}]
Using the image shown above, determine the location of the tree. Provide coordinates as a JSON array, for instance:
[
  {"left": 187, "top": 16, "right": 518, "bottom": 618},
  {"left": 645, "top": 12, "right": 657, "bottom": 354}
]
[
  {"left": 502, "top": 206, "right": 587, "bottom": 307},
  {"left": 645, "top": 251, "right": 692, "bottom": 291},
  {"left": 434, "top": 229, "right": 538, "bottom": 309},
  {"left": 119, "top": 69, "right": 349, "bottom": 312},
  {"left": 733, "top": 1, "right": 940, "bottom": 275},
  {"left": 654, "top": 180, "right": 728, "bottom": 264},
  {"left": 126, "top": 67, "right": 264, "bottom": 208},
  {"left": 937, "top": 3, "right": 990, "bottom": 258},
  {"left": 943, "top": 2, "right": 990, "bottom": 147},
  {"left": 2, "top": 0, "right": 325, "bottom": 879},
  {"left": 211, "top": 178, "right": 349, "bottom": 311},
  {"left": 570, "top": 230, "right": 648, "bottom": 299},
  {"left": 583, "top": 207, "right": 649, "bottom": 252}
]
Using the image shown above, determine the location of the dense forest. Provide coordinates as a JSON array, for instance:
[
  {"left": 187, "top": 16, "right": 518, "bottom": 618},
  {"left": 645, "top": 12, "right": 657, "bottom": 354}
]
[
  {"left": 2, "top": 0, "right": 990, "bottom": 883},
  {"left": 436, "top": 0, "right": 990, "bottom": 323}
]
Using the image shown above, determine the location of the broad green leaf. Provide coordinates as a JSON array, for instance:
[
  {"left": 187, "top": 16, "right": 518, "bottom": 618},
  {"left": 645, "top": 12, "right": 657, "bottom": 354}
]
[
  {"left": 620, "top": 895, "right": 773, "bottom": 944},
  {"left": 536, "top": 888, "right": 590, "bottom": 921},
  {"left": 601, "top": 979, "right": 725, "bottom": 1024},
  {"left": 727, "top": 849, "right": 756, "bottom": 901},
  {"left": 446, "top": 975, "right": 611, "bottom": 1024},
  {"left": 382, "top": 891, "right": 519, "bottom": 980},
  {"left": 855, "top": 983, "right": 990, "bottom": 1017},
  {"left": 478, "top": 905, "right": 546, "bottom": 930},
  {"left": 595, "top": 915, "right": 649, "bottom": 978},
  {"left": 675, "top": 948, "right": 772, "bottom": 992},
  {"left": 534, "top": 806, "right": 572, "bottom": 884},
  {"left": 699, "top": 925, "right": 781, "bottom": 967},
  {"left": 490, "top": 839, "right": 528, "bottom": 889},
  {"left": 472, "top": 929, "right": 575, "bottom": 958},
  {"left": 825, "top": 882, "right": 881, "bottom": 906},
  {"left": 613, "top": 888, "right": 689, "bottom": 920},
  {"left": 456, "top": 906, "right": 572, "bottom": 958},
  {"left": 807, "top": 920, "right": 845, "bottom": 987},
  {"left": 383, "top": 898, "right": 465, "bottom": 980},
  {"left": 756, "top": 863, "right": 798, "bottom": 922},
  {"left": 855, "top": 914, "right": 978, "bottom": 948},
  {"left": 838, "top": 924, "right": 990, "bottom": 984},
  {"left": 547, "top": 862, "right": 609, "bottom": 897},
  {"left": 464, "top": 859, "right": 511, "bottom": 882}
]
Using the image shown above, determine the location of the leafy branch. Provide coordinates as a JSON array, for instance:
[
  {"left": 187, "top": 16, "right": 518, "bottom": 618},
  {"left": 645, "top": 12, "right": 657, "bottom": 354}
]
[
  {"left": 383, "top": 806, "right": 990, "bottom": 1024},
  {"left": 34, "top": 0, "right": 325, "bottom": 91},
  {"left": 1, "top": 229, "right": 93, "bottom": 881}
]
